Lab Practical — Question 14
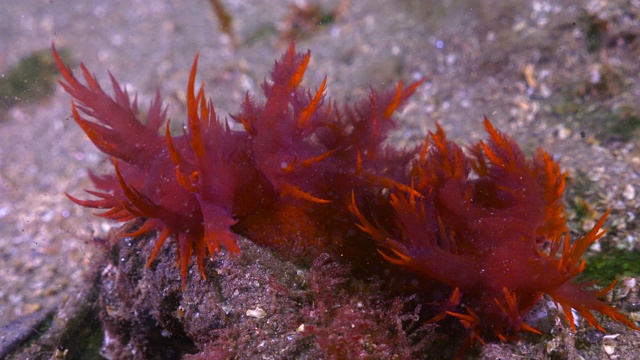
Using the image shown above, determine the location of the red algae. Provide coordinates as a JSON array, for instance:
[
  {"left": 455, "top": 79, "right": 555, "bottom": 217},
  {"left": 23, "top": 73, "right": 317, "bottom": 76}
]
[{"left": 54, "top": 42, "right": 638, "bottom": 356}]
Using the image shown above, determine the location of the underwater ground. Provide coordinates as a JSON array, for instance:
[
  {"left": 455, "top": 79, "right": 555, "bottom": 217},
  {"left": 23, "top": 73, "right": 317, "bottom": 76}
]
[{"left": 1, "top": 0, "right": 640, "bottom": 358}]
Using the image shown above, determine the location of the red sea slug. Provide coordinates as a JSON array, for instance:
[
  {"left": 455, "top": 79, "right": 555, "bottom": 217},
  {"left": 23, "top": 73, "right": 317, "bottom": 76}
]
[
  {"left": 54, "top": 42, "right": 419, "bottom": 285},
  {"left": 54, "top": 41, "right": 638, "bottom": 355},
  {"left": 354, "top": 118, "right": 640, "bottom": 353},
  {"left": 54, "top": 48, "right": 257, "bottom": 288}
]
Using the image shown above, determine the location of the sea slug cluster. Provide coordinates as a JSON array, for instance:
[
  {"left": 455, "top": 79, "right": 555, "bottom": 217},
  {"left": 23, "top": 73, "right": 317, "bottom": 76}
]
[{"left": 53, "top": 42, "right": 638, "bottom": 355}]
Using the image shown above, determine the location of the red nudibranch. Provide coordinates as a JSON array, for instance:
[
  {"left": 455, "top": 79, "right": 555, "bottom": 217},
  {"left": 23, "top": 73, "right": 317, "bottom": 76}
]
[
  {"left": 354, "top": 118, "right": 639, "bottom": 352},
  {"left": 54, "top": 41, "right": 638, "bottom": 353}
]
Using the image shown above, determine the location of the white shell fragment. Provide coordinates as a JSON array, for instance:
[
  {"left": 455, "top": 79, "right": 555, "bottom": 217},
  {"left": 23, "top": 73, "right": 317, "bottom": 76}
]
[
  {"left": 623, "top": 184, "right": 636, "bottom": 201},
  {"left": 246, "top": 306, "right": 267, "bottom": 319},
  {"left": 602, "top": 334, "right": 620, "bottom": 356}
]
